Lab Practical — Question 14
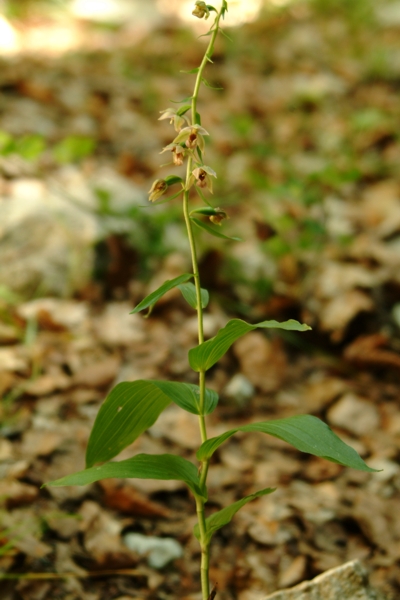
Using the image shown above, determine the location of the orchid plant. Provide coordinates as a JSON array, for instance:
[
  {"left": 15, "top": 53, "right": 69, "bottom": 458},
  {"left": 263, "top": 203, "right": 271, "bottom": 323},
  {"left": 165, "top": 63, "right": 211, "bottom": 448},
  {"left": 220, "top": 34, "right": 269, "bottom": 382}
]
[{"left": 46, "top": 3, "right": 376, "bottom": 599}]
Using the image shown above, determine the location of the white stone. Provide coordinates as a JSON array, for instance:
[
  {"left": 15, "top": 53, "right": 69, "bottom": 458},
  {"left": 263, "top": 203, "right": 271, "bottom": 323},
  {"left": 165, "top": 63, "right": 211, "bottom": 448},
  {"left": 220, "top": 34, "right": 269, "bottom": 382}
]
[
  {"left": 263, "top": 560, "right": 388, "bottom": 600},
  {"left": 123, "top": 533, "right": 183, "bottom": 569}
]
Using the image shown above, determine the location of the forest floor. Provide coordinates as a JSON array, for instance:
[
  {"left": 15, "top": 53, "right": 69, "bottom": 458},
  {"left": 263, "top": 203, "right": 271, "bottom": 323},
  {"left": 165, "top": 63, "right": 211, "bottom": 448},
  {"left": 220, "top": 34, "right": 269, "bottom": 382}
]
[{"left": 1, "top": 1, "right": 400, "bottom": 599}]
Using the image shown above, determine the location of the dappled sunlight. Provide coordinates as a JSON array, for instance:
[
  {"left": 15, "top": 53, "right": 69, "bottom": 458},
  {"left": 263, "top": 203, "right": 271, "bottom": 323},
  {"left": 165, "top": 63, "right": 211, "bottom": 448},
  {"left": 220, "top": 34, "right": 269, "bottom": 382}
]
[
  {"left": 0, "top": 14, "right": 19, "bottom": 54},
  {"left": 157, "top": 0, "right": 264, "bottom": 25},
  {"left": 0, "top": 0, "right": 299, "bottom": 55}
]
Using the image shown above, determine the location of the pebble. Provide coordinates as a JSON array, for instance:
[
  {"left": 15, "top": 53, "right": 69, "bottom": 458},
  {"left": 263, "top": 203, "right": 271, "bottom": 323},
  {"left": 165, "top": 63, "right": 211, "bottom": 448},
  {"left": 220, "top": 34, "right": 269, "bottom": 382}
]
[{"left": 123, "top": 533, "right": 183, "bottom": 569}]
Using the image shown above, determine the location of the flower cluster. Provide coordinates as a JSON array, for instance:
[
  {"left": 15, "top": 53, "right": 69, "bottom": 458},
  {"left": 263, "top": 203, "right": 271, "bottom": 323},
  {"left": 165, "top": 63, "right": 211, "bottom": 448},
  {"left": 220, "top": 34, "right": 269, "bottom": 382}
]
[{"left": 147, "top": 2, "right": 226, "bottom": 224}]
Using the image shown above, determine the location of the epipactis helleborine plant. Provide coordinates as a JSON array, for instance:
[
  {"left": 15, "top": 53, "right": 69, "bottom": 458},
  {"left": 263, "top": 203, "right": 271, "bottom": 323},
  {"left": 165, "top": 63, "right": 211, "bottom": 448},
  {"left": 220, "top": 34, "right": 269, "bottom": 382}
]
[{"left": 45, "top": 3, "right": 378, "bottom": 599}]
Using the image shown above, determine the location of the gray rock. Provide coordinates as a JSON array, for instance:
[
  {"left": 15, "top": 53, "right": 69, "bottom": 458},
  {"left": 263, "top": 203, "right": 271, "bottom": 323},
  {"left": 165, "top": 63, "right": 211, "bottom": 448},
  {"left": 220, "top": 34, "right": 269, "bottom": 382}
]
[
  {"left": 123, "top": 533, "right": 183, "bottom": 569},
  {"left": 263, "top": 560, "right": 388, "bottom": 600}
]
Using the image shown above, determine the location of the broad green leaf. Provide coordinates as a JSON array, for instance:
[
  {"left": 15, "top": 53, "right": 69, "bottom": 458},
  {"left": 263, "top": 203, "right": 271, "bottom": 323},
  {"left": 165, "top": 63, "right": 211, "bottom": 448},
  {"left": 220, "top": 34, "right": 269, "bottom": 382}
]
[
  {"left": 178, "top": 282, "right": 209, "bottom": 309},
  {"left": 151, "top": 381, "right": 218, "bottom": 416},
  {"left": 45, "top": 454, "right": 205, "bottom": 498},
  {"left": 86, "top": 380, "right": 218, "bottom": 467},
  {"left": 194, "top": 488, "right": 275, "bottom": 543},
  {"left": 191, "top": 217, "right": 241, "bottom": 241},
  {"left": 131, "top": 274, "right": 193, "bottom": 314},
  {"left": 189, "top": 318, "right": 311, "bottom": 372},
  {"left": 196, "top": 415, "right": 378, "bottom": 472}
]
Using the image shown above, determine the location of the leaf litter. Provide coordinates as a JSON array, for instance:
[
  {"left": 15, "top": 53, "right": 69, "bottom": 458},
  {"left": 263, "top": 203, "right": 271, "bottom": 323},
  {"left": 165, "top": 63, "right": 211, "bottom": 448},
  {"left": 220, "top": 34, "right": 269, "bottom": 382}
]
[{"left": 1, "top": 2, "right": 400, "bottom": 599}]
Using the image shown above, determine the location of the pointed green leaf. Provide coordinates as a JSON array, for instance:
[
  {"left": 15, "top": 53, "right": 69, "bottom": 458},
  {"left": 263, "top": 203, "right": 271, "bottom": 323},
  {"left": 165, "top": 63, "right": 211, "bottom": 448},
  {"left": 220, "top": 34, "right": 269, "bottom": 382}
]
[
  {"left": 196, "top": 415, "right": 378, "bottom": 472},
  {"left": 131, "top": 274, "right": 193, "bottom": 314},
  {"left": 198, "top": 30, "right": 214, "bottom": 38},
  {"left": 180, "top": 68, "right": 200, "bottom": 74},
  {"left": 202, "top": 77, "right": 223, "bottom": 91},
  {"left": 189, "top": 318, "right": 311, "bottom": 372},
  {"left": 171, "top": 96, "right": 193, "bottom": 104},
  {"left": 151, "top": 381, "right": 218, "bottom": 416},
  {"left": 86, "top": 379, "right": 218, "bottom": 467},
  {"left": 176, "top": 104, "right": 192, "bottom": 115},
  {"left": 178, "top": 282, "right": 209, "bottom": 309},
  {"left": 194, "top": 488, "right": 275, "bottom": 543},
  {"left": 191, "top": 217, "right": 241, "bottom": 241},
  {"left": 219, "top": 28, "right": 232, "bottom": 41},
  {"left": 45, "top": 454, "right": 205, "bottom": 498}
]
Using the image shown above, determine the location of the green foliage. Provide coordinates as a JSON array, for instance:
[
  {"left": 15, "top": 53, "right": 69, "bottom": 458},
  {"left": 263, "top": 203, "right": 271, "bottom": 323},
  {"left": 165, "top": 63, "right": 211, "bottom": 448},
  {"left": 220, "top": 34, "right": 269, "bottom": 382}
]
[
  {"left": 189, "top": 318, "right": 311, "bottom": 372},
  {"left": 178, "top": 282, "right": 210, "bottom": 309},
  {"left": 194, "top": 487, "right": 275, "bottom": 543},
  {"left": 191, "top": 217, "right": 241, "bottom": 241},
  {"left": 45, "top": 453, "right": 206, "bottom": 499},
  {"left": 53, "top": 136, "right": 95, "bottom": 164},
  {"left": 0, "top": 131, "right": 45, "bottom": 161},
  {"left": 196, "top": 415, "right": 377, "bottom": 472},
  {"left": 86, "top": 380, "right": 218, "bottom": 467},
  {"left": 130, "top": 274, "right": 193, "bottom": 314}
]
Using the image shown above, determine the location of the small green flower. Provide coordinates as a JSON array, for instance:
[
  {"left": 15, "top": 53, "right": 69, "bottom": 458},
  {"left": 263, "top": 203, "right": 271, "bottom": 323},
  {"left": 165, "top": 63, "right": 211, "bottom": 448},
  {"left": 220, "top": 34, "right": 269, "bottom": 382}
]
[
  {"left": 160, "top": 143, "right": 186, "bottom": 166},
  {"left": 148, "top": 179, "right": 168, "bottom": 202},
  {"left": 192, "top": 1, "right": 210, "bottom": 19},
  {"left": 188, "top": 165, "right": 217, "bottom": 193},
  {"left": 173, "top": 124, "right": 209, "bottom": 153},
  {"left": 159, "top": 108, "right": 189, "bottom": 132}
]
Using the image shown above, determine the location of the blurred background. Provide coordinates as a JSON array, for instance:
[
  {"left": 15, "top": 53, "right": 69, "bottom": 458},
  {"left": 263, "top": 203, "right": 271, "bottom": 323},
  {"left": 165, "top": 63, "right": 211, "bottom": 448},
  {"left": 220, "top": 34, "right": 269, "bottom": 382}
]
[
  {"left": 1, "top": 0, "right": 400, "bottom": 338},
  {"left": 1, "top": 1, "right": 400, "bottom": 599}
]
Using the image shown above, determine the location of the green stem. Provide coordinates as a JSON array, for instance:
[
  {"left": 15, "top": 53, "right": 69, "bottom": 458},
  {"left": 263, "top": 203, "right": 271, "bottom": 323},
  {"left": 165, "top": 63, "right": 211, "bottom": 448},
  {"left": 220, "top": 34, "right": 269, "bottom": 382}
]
[
  {"left": 182, "top": 6, "right": 225, "bottom": 600},
  {"left": 192, "top": 11, "right": 224, "bottom": 124}
]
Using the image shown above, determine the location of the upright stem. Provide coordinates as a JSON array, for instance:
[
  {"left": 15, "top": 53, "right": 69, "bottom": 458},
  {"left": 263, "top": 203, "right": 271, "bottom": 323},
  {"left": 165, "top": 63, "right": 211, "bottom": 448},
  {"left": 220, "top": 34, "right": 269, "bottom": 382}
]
[{"left": 182, "top": 7, "right": 225, "bottom": 599}]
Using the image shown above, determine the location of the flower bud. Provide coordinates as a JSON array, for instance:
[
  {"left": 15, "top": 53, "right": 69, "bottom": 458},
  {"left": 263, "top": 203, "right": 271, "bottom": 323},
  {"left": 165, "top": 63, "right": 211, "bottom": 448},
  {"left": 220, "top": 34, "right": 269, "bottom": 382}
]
[
  {"left": 148, "top": 179, "right": 168, "bottom": 202},
  {"left": 192, "top": 1, "right": 210, "bottom": 19}
]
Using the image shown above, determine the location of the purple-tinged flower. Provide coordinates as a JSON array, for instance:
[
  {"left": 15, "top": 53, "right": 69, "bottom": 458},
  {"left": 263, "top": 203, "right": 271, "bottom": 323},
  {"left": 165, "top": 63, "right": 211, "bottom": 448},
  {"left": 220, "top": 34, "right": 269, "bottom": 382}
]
[
  {"left": 188, "top": 165, "right": 217, "bottom": 193},
  {"left": 173, "top": 124, "right": 209, "bottom": 153},
  {"left": 160, "top": 143, "right": 186, "bottom": 166}
]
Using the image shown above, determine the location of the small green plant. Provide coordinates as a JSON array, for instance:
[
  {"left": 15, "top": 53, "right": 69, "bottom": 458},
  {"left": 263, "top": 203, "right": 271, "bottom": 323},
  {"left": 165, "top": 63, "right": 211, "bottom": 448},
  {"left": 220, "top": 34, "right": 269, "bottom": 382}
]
[{"left": 45, "top": 3, "right": 376, "bottom": 598}]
